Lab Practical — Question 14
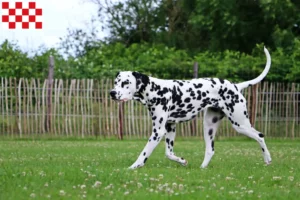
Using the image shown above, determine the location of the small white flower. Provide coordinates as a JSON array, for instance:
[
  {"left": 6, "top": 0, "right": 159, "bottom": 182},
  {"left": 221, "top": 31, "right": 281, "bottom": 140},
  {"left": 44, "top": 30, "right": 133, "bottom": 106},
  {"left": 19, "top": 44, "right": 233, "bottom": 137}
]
[
  {"left": 273, "top": 176, "right": 282, "bottom": 180},
  {"left": 30, "top": 193, "right": 36, "bottom": 198},
  {"left": 80, "top": 185, "right": 86, "bottom": 189},
  {"left": 44, "top": 182, "right": 49, "bottom": 187},
  {"left": 59, "top": 190, "right": 66, "bottom": 196},
  {"left": 179, "top": 184, "right": 184, "bottom": 190},
  {"left": 93, "top": 181, "right": 102, "bottom": 188},
  {"left": 124, "top": 191, "right": 129, "bottom": 195},
  {"left": 158, "top": 174, "right": 164, "bottom": 179},
  {"left": 172, "top": 182, "right": 177, "bottom": 189},
  {"left": 137, "top": 182, "right": 143, "bottom": 188}
]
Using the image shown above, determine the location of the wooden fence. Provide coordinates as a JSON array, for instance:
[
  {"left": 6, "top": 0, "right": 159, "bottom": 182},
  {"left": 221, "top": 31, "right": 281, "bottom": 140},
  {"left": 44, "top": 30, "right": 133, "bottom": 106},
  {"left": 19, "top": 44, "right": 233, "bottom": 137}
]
[{"left": 0, "top": 78, "right": 299, "bottom": 139}]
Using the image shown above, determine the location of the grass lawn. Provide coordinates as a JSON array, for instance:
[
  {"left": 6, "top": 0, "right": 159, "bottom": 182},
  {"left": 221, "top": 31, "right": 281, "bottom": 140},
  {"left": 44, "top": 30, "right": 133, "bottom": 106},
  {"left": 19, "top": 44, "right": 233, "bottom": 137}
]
[{"left": 0, "top": 138, "right": 300, "bottom": 199}]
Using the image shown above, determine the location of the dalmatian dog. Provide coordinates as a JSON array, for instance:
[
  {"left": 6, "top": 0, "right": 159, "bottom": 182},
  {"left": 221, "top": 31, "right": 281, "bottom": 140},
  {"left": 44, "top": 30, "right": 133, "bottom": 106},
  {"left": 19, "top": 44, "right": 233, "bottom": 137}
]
[{"left": 110, "top": 47, "right": 272, "bottom": 169}]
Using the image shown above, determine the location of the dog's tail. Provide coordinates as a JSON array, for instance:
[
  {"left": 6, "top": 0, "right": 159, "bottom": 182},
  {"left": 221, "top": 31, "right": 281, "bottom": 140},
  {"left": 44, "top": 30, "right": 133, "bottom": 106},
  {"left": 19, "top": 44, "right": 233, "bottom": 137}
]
[{"left": 236, "top": 46, "right": 271, "bottom": 91}]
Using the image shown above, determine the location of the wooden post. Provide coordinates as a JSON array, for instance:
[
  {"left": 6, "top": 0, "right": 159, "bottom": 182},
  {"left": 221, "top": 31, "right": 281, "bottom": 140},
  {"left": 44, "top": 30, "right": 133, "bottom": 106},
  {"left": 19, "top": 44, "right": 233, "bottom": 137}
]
[
  {"left": 45, "top": 56, "right": 54, "bottom": 133},
  {"left": 193, "top": 62, "right": 199, "bottom": 79},
  {"left": 250, "top": 84, "right": 257, "bottom": 126},
  {"left": 191, "top": 62, "right": 198, "bottom": 136},
  {"left": 118, "top": 102, "right": 124, "bottom": 140}
]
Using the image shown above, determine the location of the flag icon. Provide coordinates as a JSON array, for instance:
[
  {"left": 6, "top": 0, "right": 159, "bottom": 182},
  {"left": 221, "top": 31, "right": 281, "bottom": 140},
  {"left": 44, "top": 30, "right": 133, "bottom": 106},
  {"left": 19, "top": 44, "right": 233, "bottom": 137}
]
[{"left": 1, "top": 1, "right": 43, "bottom": 29}]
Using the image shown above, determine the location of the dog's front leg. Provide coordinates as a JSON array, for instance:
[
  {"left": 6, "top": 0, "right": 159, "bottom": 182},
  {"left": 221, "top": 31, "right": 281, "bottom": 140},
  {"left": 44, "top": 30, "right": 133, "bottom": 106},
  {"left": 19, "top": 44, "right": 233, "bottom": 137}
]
[{"left": 129, "top": 111, "right": 168, "bottom": 169}]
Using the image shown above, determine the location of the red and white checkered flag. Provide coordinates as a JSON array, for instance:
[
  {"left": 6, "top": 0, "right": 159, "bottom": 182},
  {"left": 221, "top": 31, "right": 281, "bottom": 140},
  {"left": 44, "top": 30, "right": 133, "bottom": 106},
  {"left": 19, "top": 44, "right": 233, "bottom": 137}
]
[{"left": 1, "top": 1, "right": 42, "bottom": 29}]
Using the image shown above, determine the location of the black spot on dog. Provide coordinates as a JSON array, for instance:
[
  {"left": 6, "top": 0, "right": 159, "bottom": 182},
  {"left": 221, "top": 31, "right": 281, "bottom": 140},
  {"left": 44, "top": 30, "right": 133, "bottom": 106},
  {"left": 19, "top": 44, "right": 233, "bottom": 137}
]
[
  {"left": 212, "top": 117, "right": 218, "bottom": 123},
  {"left": 121, "top": 80, "right": 130, "bottom": 88},
  {"left": 143, "top": 152, "right": 146, "bottom": 156},
  {"left": 210, "top": 78, "right": 217, "bottom": 85},
  {"left": 208, "top": 129, "right": 213, "bottom": 136},
  {"left": 166, "top": 124, "right": 173, "bottom": 132},
  {"left": 234, "top": 84, "right": 238, "bottom": 91},
  {"left": 159, "top": 117, "right": 163, "bottom": 124},
  {"left": 193, "top": 83, "right": 203, "bottom": 89},
  {"left": 211, "top": 141, "right": 215, "bottom": 151},
  {"left": 170, "top": 141, "right": 174, "bottom": 147},
  {"left": 262, "top": 148, "right": 265, "bottom": 152},
  {"left": 157, "top": 87, "right": 169, "bottom": 97},
  {"left": 144, "top": 158, "right": 148, "bottom": 163},
  {"left": 184, "top": 97, "right": 191, "bottom": 103},
  {"left": 166, "top": 138, "right": 170, "bottom": 144},
  {"left": 258, "top": 133, "right": 264, "bottom": 138}
]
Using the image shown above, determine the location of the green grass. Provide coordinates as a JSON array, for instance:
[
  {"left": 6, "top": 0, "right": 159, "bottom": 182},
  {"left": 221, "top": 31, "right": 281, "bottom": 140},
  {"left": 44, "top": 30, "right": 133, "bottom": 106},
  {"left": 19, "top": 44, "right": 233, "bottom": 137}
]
[{"left": 0, "top": 139, "right": 300, "bottom": 199}]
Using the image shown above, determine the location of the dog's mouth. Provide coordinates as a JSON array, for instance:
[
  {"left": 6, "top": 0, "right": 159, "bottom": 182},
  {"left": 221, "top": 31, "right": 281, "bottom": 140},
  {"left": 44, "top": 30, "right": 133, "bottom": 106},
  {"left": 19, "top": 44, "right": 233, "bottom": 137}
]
[{"left": 111, "top": 98, "right": 129, "bottom": 102}]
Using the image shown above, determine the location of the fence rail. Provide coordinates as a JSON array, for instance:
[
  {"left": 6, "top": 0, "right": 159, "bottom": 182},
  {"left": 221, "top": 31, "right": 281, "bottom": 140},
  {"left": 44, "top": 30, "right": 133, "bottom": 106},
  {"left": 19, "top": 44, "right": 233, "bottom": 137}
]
[{"left": 0, "top": 78, "right": 299, "bottom": 139}]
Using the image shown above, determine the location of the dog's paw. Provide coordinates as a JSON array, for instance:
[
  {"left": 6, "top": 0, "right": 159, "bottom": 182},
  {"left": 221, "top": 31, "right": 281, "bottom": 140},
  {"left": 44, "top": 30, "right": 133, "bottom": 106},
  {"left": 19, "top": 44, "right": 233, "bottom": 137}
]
[
  {"left": 263, "top": 153, "right": 272, "bottom": 165},
  {"left": 200, "top": 164, "right": 207, "bottom": 169},
  {"left": 265, "top": 161, "right": 272, "bottom": 165},
  {"left": 128, "top": 163, "right": 144, "bottom": 170},
  {"left": 265, "top": 159, "right": 272, "bottom": 165},
  {"left": 181, "top": 160, "right": 188, "bottom": 167}
]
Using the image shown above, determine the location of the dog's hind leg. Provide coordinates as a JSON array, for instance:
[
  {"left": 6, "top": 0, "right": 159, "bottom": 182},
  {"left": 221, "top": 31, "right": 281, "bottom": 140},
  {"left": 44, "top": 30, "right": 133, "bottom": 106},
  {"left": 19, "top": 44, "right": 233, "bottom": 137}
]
[
  {"left": 225, "top": 99, "right": 271, "bottom": 165},
  {"left": 165, "top": 123, "right": 188, "bottom": 166},
  {"left": 233, "top": 124, "right": 272, "bottom": 165},
  {"left": 200, "top": 107, "right": 225, "bottom": 168}
]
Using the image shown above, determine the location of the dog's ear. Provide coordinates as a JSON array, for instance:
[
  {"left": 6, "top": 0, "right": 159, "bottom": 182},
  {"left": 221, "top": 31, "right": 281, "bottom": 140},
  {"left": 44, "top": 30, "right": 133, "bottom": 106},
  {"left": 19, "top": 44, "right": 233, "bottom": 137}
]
[
  {"left": 132, "top": 71, "right": 149, "bottom": 93},
  {"left": 132, "top": 71, "right": 142, "bottom": 90}
]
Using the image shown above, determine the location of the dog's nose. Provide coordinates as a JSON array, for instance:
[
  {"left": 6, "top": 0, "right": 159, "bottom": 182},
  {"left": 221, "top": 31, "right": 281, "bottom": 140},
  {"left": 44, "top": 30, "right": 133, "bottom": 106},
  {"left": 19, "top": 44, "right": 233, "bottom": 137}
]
[{"left": 110, "top": 90, "right": 117, "bottom": 98}]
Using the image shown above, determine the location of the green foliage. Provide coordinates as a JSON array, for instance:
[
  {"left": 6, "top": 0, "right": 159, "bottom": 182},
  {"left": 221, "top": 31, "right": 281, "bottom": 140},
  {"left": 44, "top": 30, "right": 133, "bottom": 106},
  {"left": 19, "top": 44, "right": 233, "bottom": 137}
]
[
  {"left": 0, "top": 40, "right": 32, "bottom": 78},
  {"left": 0, "top": 40, "right": 70, "bottom": 79},
  {"left": 73, "top": 42, "right": 193, "bottom": 79},
  {"left": 89, "top": 0, "right": 299, "bottom": 53},
  {"left": 1, "top": 0, "right": 300, "bottom": 82},
  {"left": 1, "top": 40, "right": 300, "bottom": 82}
]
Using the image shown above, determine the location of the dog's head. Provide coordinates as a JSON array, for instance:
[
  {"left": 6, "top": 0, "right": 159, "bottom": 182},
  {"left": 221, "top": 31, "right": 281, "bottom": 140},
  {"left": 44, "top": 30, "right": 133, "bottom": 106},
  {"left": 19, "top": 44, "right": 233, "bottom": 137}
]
[{"left": 110, "top": 71, "right": 150, "bottom": 102}]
